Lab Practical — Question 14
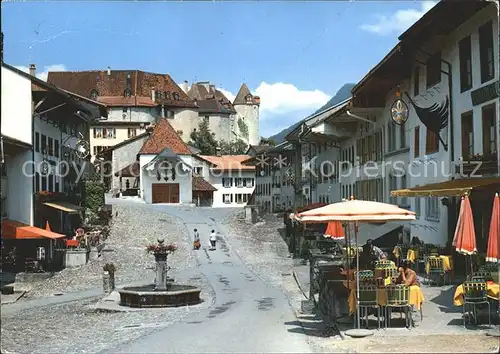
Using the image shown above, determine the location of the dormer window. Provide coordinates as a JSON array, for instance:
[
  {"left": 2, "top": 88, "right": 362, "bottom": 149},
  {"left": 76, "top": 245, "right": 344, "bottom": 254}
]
[
  {"left": 126, "top": 74, "right": 132, "bottom": 88},
  {"left": 90, "top": 90, "right": 99, "bottom": 99},
  {"left": 173, "top": 92, "right": 180, "bottom": 100},
  {"left": 124, "top": 88, "right": 132, "bottom": 97},
  {"left": 245, "top": 94, "right": 253, "bottom": 104},
  {"left": 157, "top": 91, "right": 163, "bottom": 99},
  {"left": 165, "top": 91, "right": 171, "bottom": 100}
]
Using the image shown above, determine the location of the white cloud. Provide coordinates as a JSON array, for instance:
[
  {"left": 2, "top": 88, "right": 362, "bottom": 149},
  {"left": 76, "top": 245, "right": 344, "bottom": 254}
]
[
  {"left": 254, "top": 82, "right": 330, "bottom": 117},
  {"left": 360, "top": 1, "right": 437, "bottom": 36},
  {"left": 14, "top": 64, "right": 67, "bottom": 81},
  {"left": 217, "top": 88, "right": 235, "bottom": 103},
  {"left": 219, "top": 82, "right": 331, "bottom": 138},
  {"left": 220, "top": 82, "right": 330, "bottom": 118}
]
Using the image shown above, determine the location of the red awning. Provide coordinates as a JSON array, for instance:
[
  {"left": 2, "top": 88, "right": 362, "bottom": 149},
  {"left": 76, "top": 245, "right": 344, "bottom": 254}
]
[{"left": 1, "top": 220, "right": 66, "bottom": 240}]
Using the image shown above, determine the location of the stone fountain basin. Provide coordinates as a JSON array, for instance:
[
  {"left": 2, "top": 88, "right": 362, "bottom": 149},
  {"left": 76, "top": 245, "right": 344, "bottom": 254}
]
[{"left": 119, "top": 284, "right": 202, "bottom": 308}]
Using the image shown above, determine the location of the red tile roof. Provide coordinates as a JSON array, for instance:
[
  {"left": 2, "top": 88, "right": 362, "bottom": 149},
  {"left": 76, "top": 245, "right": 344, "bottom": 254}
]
[
  {"left": 47, "top": 70, "right": 196, "bottom": 108},
  {"left": 139, "top": 119, "right": 191, "bottom": 155},
  {"left": 192, "top": 176, "right": 217, "bottom": 192},
  {"left": 198, "top": 155, "right": 255, "bottom": 171}
]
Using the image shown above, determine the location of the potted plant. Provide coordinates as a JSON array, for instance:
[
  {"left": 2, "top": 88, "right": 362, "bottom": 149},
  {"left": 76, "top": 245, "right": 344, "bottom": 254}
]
[{"left": 102, "top": 263, "right": 116, "bottom": 294}]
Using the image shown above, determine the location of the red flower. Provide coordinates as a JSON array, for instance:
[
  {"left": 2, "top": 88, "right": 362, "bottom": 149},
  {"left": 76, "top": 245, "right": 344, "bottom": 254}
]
[{"left": 145, "top": 243, "right": 177, "bottom": 255}]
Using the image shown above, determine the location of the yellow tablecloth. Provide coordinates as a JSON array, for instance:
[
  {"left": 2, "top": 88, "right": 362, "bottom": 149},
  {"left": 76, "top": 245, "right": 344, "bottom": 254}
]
[
  {"left": 346, "top": 284, "right": 424, "bottom": 314},
  {"left": 453, "top": 281, "right": 500, "bottom": 306},
  {"left": 392, "top": 247, "right": 418, "bottom": 263},
  {"left": 407, "top": 249, "right": 418, "bottom": 263},
  {"left": 425, "top": 255, "right": 453, "bottom": 274}
]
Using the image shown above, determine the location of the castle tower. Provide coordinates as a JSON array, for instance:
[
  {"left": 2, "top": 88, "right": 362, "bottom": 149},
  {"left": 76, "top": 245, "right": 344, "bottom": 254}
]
[{"left": 232, "top": 83, "right": 260, "bottom": 146}]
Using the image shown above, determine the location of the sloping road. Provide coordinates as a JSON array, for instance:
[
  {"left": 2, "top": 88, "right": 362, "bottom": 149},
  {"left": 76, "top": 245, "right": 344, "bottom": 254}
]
[{"left": 107, "top": 204, "right": 312, "bottom": 353}]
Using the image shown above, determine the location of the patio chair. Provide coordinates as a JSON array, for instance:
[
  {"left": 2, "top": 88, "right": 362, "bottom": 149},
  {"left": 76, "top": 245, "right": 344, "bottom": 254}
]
[
  {"left": 468, "top": 272, "right": 493, "bottom": 282},
  {"left": 358, "top": 285, "right": 381, "bottom": 330},
  {"left": 355, "top": 270, "right": 374, "bottom": 281},
  {"left": 426, "top": 257, "right": 448, "bottom": 286},
  {"left": 385, "top": 285, "right": 412, "bottom": 328},
  {"left": 462, "top": 281, "right": 490, "bottom": 327}
]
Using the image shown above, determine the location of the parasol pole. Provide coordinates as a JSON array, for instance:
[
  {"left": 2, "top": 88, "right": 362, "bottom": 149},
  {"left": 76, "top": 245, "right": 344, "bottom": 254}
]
[{"left": 355, "top": 220, "right": 360, "bottom": 329}]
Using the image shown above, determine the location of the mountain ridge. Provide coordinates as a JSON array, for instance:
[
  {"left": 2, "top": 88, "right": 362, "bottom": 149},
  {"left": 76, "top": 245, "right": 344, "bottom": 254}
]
[{"left": 268, "top": 83, "right": 355, "bottom": 144}]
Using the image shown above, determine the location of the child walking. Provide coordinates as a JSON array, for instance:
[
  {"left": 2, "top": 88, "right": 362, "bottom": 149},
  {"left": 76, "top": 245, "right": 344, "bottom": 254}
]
[
  {"left": 193, "top": 229, "right": 201, "bottom": 250},
  {"left": 209, "top": 229, "right": 217, "bottom": 250}
]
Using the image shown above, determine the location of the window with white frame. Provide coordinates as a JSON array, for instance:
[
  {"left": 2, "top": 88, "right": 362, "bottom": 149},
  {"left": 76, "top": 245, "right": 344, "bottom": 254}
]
[
  {"left": 128, "top": 128, "right": 137, "bottom": 138},
  {"left": 425, "top": 197, "right": 439, "bottom": 220},
  {"left": 389, "top": 174, "right": 398, "bottom": 204},
  {"left": 387, "top": 122, "right": 397, "bottom": 152},
  {"left": 243, "top": 178, "right": 254, "bottom": 187},
  {"left": 104, "top": 128, "right": 116, "bottom": 139},
  {"left": 222, "top": 178, "right": 232, "bottom": 188},
  {"left": 94, "top": 128, "right": 103, "bottom": 138},
  {"left": 400, "top": 174, "right": 408, "bottom": 206},
  {"left": 235, "top": 178, "right": 244, "bottom": 188},
  {"left": 236, "top": 194, "right": 244, "bottom": 204},
  {"left": 193, "top": 167, "right": 203, "bottom": 176},
  {"left": 243, "top": 194, "right": 250, "bottom": 203},
  {"left": 223, "top": 194, "right": 232, "bottom": 204}
]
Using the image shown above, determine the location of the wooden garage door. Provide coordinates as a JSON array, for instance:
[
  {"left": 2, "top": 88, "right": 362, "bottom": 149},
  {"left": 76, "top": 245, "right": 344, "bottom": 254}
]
[{"left": 152, "top": 183, "right": 180, "bottom": 204}]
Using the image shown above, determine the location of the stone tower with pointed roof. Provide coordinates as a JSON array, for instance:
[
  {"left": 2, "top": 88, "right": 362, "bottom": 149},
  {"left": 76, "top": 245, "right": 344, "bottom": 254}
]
[{"left": 232, "top": 83, "right": 260, "bottom": 146}]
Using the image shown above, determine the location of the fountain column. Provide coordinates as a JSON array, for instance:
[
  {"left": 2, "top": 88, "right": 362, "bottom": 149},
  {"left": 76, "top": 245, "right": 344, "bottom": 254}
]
[{"left": 154, "top": 253, "right": 168, "bottom": 291}]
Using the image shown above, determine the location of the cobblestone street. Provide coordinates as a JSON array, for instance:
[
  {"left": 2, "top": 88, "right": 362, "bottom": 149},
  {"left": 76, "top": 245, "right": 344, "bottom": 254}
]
[
  {"left": 1, "top": 203, "right": 210, "bottom": 353},
  {"left": 26, "top": 204, "right": 196, "bottom": 298}
]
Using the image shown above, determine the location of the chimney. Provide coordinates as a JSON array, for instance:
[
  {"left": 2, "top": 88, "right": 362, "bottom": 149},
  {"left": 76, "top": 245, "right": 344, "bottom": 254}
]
[
  {"left": 29, "top": 64, "right": 36, "bottom": 76},
  {"left": 152, "top": 89, "right": 156, "bottom": 102},
  {"left": 181, "top": 80, "right": 189, "bottom": 93},
  {"left": 254, "top": 96, "right": 261, "bottom": 105},
  {"left": 107, "top": 66, "right": 111, "bottom": 76},
  {"left": 215, "top": 147, "right": 222, "bottom": 157}
]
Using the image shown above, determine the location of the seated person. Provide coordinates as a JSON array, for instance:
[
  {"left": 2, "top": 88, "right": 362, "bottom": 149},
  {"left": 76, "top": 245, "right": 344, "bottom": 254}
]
[{"left": 396, "top": 260, "right": 420, "bottom": 287}]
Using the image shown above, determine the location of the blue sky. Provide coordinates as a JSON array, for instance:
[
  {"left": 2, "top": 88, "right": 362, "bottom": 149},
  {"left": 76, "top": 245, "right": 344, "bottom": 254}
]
[{"left": 1, "top": 1, "right": 436, "bottom": 137}]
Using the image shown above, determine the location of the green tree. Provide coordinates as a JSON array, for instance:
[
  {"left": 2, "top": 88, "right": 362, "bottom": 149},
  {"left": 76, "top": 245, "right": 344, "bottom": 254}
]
[
  {"left": 219, "top": 139, "right": 248, "bottom": 155},
  {"left": 190, "top": 120, "right": 218, "bottom": 155},
  {"left": 237, "top": 118, "right": 249, "bottom": 140}
]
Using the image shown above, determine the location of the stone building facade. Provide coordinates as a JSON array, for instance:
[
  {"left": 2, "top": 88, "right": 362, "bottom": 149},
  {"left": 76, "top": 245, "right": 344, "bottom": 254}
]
[{"left": 47, "top": 70, "right": 261, "bottom": 161}]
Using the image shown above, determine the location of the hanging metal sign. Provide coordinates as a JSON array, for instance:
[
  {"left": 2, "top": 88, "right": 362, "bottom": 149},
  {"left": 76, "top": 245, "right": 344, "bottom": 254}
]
[{"left": 390, "top": 99, "right": 409, "bottom": 125}]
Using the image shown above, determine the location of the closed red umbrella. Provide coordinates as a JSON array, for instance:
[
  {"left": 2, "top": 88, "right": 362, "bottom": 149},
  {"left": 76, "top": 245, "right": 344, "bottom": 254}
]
[
  {"left": 486, "top": 193, "right": 499, "bottom": 263},
  {"left": 453, "top": 195, "right": 477, "bottom": 255},
  {"left": 323, "top": 221, "right": 345, "bottom": 240},
  {"left": 45, "top": 221, "right": 51, "bottom": 232}
]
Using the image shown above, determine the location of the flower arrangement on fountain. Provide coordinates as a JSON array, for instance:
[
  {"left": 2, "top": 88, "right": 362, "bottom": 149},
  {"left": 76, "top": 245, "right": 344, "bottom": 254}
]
[{"left": 145, "top": 240, "right": 178, "bottom": 255}]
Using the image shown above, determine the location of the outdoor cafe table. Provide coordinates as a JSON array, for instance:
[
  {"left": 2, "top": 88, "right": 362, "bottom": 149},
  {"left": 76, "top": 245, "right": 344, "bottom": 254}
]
[
  {"left": 343, "top": 280, "right": 424, "bottom": 314},
  {"left": 453, "top": 281, "right": 500, "bottom": 306},
  {"left": 425, "top": 255, "right": 453, "bottom": 274},
  {"left": 392, "top": 247, "right": 418, "bottom": 263}
]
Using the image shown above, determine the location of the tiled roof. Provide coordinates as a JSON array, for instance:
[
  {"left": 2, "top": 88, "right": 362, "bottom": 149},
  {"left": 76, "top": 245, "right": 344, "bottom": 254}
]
[
  {"left": 192, "top": 176, "right": 217, "bottom": 192},
  {"left": 139, "top": 118, "right": 191, "bottom": 155},
  {"left": 198, "top": 155, "right": 255, "bottom": 171},
  {"left": 187, "top": 82, "right": 235, "bottom": 114},
  {"left": 47, "top": 70, "right": 196, "bottom": 108},
  {"left": 233, "top": 83, "right": 257, "bottom": 105}
]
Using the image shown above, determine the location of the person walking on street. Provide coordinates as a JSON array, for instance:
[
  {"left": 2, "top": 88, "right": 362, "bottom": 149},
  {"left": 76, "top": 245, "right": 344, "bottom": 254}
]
[
  {"left": 193, "top": 228, "right": 201, "bottom": 250},
  {"left": 209, "top": 229, "right": 217, "bottom": 250}
]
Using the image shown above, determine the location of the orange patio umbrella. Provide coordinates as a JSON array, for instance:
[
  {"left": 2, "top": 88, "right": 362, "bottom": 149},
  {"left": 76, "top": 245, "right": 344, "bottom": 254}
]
[
  {"left": 323, "top": 221, "right": 345, "bottom": 240},
  {"left": 452, "top": 194, "right": 477, "bottom": 255},
  {"left": 486, "top": 193, "right": 499, "bottom": 263}
]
